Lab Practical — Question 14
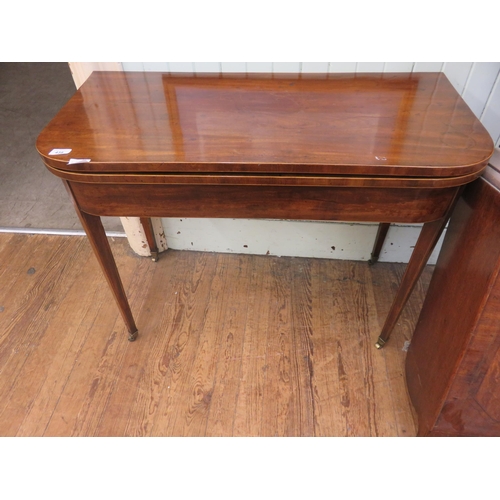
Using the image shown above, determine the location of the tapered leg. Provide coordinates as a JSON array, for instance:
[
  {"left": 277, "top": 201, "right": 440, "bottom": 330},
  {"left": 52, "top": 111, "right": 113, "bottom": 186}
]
[
  {"left": 63, "top": 182, "right": 139, "bottom": 341},
  {"left": 78, "top": 211, "right": 139, "bottom": 341},
  {"left": 368, "top": 223, "right": 390, "bottom": 265},
  {"left": 140, "top": 217, "right": 159, "bottom": 262},
  {"left": 374, "top": 186, "right": 463, "bottom": 348},
  {"left": 375, "top": 217, "right": 447, "bottom": 349}
]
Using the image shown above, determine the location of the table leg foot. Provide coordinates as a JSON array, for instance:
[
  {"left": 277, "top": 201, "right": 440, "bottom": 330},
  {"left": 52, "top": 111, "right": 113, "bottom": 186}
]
[
  {"left": 128, "top": 330, "right": 139, "bottom": 342},
  {"left": 375, "top": 337, "right": 386, "bottom": 349}
]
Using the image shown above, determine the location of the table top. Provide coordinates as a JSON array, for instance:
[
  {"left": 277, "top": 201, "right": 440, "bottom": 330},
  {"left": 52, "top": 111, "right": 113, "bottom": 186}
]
[{"left": 37, "top": 71, "right": 493, "bottom": 179}]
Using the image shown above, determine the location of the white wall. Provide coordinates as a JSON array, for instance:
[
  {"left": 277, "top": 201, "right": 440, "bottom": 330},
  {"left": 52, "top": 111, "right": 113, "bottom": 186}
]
[{"left": 121, "top": 62, "right": 500, "bottom": 263}]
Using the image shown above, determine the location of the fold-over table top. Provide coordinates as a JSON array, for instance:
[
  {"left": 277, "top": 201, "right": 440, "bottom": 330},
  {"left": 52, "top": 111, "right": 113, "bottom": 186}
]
[{"left": 37, "top": 71, "right": 494, "bottom": 179}]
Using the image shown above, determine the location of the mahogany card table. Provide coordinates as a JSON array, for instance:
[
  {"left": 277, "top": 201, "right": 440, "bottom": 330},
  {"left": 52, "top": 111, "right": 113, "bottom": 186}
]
[{"left": 36, "top": 71, "right": 494, "bottom": 346}]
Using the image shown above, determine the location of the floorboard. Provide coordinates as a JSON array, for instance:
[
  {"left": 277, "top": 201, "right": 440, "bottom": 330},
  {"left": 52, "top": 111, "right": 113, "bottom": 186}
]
[{"left": 0, "top": 233, "right": 433, "bottom": 436}]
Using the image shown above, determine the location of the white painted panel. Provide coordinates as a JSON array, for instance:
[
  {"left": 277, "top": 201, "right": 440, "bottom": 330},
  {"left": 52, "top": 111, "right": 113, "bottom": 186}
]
[
  {"left": 380, "top": 225, "right": 445, "bottom": 265},
  {"left": 384, "top": 62, "right": 414, "bottom": 72},
  {"left": 246, "top": 62, "right": 273, "bottom": 73},
  {"left": 443, "top": 62, "right": 473, "bottom": 94},
  {"left": 163, "top": 218, "right": 377, "bottom": 260},
  {"left": 356, "top": 62, "right": 385, "bottom": 72},
  {"left": 69, "top": 63, "right": 123, "bottom": 88},
  {"left": 489, "top": 147, "right": 500, "bottom": 168},
  {"left": 480, "top": 75, "right": 500, "bottom": 146},
  {"left": 142, "top": 62, "right": 170, "bottom": 72},
  {"left": 328, "top": 62, "right": 356, "bottom": 73},
  {"left": 273, "top": 62, "right": 301, "bottom": 73},
  {"left": 302, "top": 62, "right": 329, "bottom": 73},
  {"left": 462, "top": 62, "right": 500, "bottom": 118},
  {"left": 120, "top": 217, "right": 167, "bottom": 257},
  {"left": 413, "top": 62, "right": 444, "bottom": 72},
  {"left": 221, "top": 62, "right": 246, "bottom": 73},
  {"left": 161, "top": 218, "right": 442, "bottom": 264},
  {"left": 194, "top": 62, "right": 221, "bottom": 73},
  {"left": 168, "top": 62, "right": 194, "bottom": 74},
  {"left": 121, "top": 62, "right": 144, "bottom": 71}
]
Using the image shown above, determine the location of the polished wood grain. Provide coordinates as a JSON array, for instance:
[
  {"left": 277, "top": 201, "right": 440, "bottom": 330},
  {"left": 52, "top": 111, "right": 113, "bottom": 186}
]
[
  {"left": 37, "top": 72, "right": 492, "bottom": 178},
  {"left": 0, "top": 234, "right": 434, "bottom": 436},
  {"left": 35, "top": 72, "right": 494, "bottom": 346},
  {"left": 406, "top": 166, "right": 500, "bottom": 436},
  {"left": 42, "top": 164, "right": 484, "bottom": 188},
  {"left": 67, "top": 182, "right": 460, "bottom": 222}
]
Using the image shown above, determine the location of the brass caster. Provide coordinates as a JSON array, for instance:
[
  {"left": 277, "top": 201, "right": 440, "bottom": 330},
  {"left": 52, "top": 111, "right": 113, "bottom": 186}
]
[
  {"left": 128, "top": 330, "right": 139, "bottom": 342},
  {"left": 375, "top": 337, "right": 386, "bottom": 349},
  {"left": 151, "top": 251, "right": 159, "bottom": 262},
  {"left": 368, "top": 254, "right": 378, "bottom": 266}
]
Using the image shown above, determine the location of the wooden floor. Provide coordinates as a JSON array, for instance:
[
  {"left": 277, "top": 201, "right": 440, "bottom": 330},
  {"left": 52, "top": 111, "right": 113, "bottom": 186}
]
[{"left": 0, "top": 233, "right": 433, "bottom": 436}]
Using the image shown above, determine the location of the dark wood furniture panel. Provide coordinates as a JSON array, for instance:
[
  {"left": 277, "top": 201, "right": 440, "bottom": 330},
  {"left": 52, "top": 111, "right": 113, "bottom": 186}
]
[
  {"left": 406, "top": 164, "right": 500, "bottom": 436},
  {"left": 67, "top": 182, "right": 459, "bottom": 222}
]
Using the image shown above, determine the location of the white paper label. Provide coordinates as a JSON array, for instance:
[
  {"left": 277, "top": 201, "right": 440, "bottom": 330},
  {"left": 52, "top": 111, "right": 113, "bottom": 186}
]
[
  {"left": 67, "top": 158, "right": 91, "bottom": 165},
  {"left": 49, "top": 148, "right": 72, "bottom": 155}
]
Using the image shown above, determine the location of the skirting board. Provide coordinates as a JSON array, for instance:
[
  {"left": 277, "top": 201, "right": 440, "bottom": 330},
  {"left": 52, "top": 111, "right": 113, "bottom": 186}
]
[{"left": 160, "top": 219, "right": 446, "bottom": 264}]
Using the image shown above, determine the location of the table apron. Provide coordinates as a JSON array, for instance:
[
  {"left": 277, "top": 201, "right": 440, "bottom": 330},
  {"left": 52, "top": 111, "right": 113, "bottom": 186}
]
[{"left": 68, "top": 181, "right": 460, "bottom": 224}]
